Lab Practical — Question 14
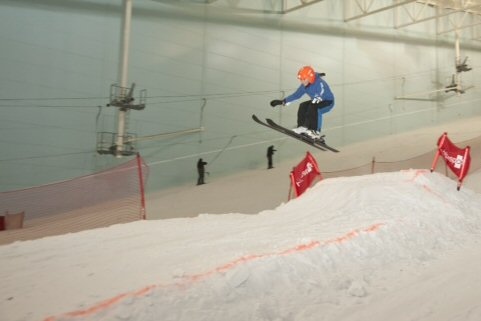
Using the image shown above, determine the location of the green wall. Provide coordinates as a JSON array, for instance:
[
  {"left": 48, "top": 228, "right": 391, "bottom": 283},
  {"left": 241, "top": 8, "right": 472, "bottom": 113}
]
[{"left": 1, "top": 0, "right": 480, "bottom": 192}]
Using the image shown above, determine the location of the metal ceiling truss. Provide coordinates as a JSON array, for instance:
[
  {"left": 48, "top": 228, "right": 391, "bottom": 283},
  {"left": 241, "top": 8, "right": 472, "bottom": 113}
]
[
  {"left": 151, "top": 0, "right": 325, "bottom": 14},
  {"left": 396, "top": 0, "right": 481, "bottom": 32},
  {"left": 154, "top": 0, "right": 481, "bottom": 38},
  {"left": 436, "top": 6, "right": 481, "bottom": 36},
  {"left": 343, "top": 0, "right": 417, "bottom": 22},
  {"left": 344, "top": 0, "right": 481, "bottom": 37},
  {"left": 280, "top": 0, "right": 325, "bottom": 14},
  {"left": 341, "top": 0, "right": 477, "bottom": 100}
]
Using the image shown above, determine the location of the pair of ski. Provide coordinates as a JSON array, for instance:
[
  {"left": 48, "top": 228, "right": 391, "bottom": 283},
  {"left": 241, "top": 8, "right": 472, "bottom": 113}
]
[{"left": 252, "top": 115, "right": 339, "bottom": 153}]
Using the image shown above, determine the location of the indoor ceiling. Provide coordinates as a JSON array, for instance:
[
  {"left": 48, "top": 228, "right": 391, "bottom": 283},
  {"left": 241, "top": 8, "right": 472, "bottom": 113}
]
[
  {"left": 344, "top": 0, "right": 481, "bottom": 37},
  {"left": 154, "top": 0, "right": 481, "bottom": 38}
]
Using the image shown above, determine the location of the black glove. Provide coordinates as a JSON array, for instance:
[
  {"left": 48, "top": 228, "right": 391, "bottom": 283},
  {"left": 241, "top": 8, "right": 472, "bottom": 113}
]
[{"left": 270, "top": 99, "right": 284, "bottom": 107}]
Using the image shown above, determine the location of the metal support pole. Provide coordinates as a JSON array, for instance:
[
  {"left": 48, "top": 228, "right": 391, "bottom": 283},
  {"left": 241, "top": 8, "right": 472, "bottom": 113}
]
[
  {"left": 454, "top": 32, "right": 462, "bottom": 93},
  {"left": 116, "top": 0, "right": 132, "bottom": 157},
  {"left": 136, "top": 153, "right": 147, "bottom": 220}
]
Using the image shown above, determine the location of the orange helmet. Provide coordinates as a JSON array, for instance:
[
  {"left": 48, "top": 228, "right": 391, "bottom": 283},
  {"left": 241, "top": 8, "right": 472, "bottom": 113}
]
[{"left": 297, "top": 66, "right": 316, "bottom": 84}]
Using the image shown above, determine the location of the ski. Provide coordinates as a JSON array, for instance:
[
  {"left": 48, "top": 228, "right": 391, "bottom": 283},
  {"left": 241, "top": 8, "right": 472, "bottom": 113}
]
[
  {"left": 252, "top": 114, "right": 339, "bottom": 153},
  {"left": 252, "top": 115, "right": 325, "bottom": 151},
  {"left": 265, "top": 118, "right": 339, "bottom": 153}
]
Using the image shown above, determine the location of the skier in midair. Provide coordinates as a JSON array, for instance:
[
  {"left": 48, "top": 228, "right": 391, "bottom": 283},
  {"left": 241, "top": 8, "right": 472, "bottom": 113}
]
[{"left": 270, "top": 66, "right": 335, "bottom": 140}]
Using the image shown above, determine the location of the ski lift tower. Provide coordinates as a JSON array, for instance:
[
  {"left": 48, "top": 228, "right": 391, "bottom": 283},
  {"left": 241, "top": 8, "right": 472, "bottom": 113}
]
[
  {"left": 97, "top": 0, "right": 207, "bottom": 156},
  {"left": 96, "top": 82, "right": 146, "bottom": 156},
  {"left": 97, "top": 0, "right": 146, "bottom": 157}
]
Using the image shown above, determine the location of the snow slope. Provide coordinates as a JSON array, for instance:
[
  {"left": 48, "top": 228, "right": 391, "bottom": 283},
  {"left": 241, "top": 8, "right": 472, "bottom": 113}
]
[{"left": 1, "top": 169, "right": 481, "bottom": 321}]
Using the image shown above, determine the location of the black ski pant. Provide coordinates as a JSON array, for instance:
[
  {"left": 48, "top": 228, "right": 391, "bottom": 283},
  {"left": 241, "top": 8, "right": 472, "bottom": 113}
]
[{"left": 297, "top": 100, "right": 333, "bottom": 131}]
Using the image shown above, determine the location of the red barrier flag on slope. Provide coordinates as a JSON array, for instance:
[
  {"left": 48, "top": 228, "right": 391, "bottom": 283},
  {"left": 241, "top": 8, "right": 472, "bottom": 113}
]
[
  {"left": 431, "top": 132, "right": 471, "bottom": 190},
  {"left": 290, "top": 152, "right": 322, "bottom": 197}
]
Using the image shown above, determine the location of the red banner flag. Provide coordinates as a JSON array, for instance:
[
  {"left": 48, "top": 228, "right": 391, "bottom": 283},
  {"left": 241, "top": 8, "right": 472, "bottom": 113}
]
[
  {"left": 431, "top": 132, "right": 471, "bottom": 190},
  {"left": 290, "top": 152, "right": 321, "bottom": 197}
]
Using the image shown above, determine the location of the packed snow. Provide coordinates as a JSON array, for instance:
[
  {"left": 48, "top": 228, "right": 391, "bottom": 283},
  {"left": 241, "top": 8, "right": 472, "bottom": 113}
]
[{"left": 1, "top": 169, "right": 481, "bottom": 321}]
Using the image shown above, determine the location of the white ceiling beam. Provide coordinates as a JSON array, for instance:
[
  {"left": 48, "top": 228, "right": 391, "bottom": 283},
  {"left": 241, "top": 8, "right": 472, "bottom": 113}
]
[
  {"left": 281, "top": 0, "right": 325, "bottom": 14},
  {"left": 395, "top": 1, "right": 481, "bottom": 29},
  {"left": 151, "top": 0, "right": 325, "bottom": 14},
  {"left": 437, "top": 9, "right": 481, "bottom": 34},
  {"left": 344, "top": 0, "right": 418, "bottom": 22}
]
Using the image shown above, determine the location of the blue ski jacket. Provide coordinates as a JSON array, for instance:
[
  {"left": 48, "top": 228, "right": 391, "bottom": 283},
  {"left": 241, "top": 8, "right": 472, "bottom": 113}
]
[{"left": 284, "top": 73, "right": 334, "bottom": 105}]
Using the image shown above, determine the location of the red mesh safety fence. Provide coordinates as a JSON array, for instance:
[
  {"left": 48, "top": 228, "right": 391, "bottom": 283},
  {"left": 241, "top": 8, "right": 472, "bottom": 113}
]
[{"left": 0, "top": 155, "right": 149, "bottom": 245}]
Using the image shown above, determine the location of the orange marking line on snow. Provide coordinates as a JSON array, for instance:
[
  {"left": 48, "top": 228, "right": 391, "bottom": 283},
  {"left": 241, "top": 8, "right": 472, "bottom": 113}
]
[
  {"left": 422, "top": 184, "right": 433, "bottom": 193},
  {"left": 403, "top": 169, "right": 429, "bottom": 182},
  {"left": 43, "top": 285, "right": 159, "bottom": 321},
  {"left": 42, "top": 222, "right": 385, "bottom": 321},
  {"left": 406, "top": 169, "right": 448, "bottom": 202},
  {"left": 403, "top": 169, "right": 449, "bottom": 202},
  {"left": 408, "top": 170, "right": 433, "bottom": 193}
]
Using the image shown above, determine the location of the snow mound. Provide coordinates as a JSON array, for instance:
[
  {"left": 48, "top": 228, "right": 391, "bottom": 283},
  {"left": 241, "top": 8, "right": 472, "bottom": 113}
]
[{"left": 2, "top": 169, "right": 481, "bottom": 321}]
